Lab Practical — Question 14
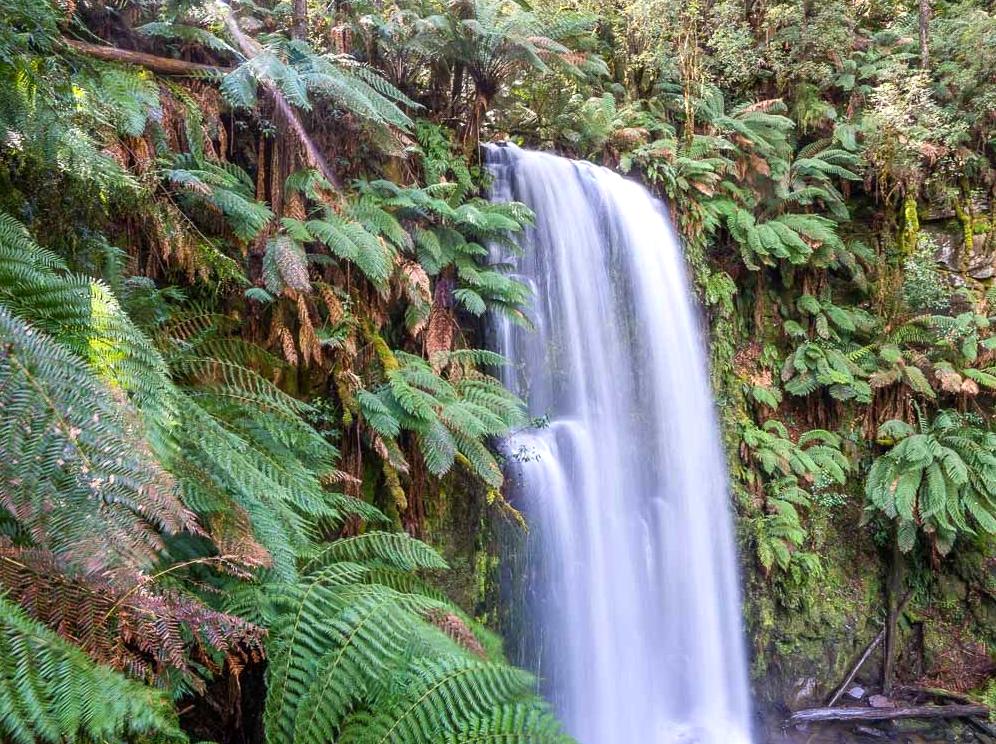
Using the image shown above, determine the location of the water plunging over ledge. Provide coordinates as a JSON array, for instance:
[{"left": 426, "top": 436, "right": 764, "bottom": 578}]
[{"left": 486, "top": 143, "right": 754, "bottom": 744}]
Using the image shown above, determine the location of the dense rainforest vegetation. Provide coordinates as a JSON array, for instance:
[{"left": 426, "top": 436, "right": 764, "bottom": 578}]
[{"left": 0, "top": 0, "right": 994, "bottom": 740}]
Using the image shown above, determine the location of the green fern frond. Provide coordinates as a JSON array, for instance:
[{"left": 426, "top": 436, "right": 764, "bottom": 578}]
[
  {"left": 0, "top": 308, "right": 195, "bottom": 573},
  {"left": 338, "top": 656, "right": 546, "bottom": 744},
  {"left": 0, "top": 595, "right": 183, "bottom": 744},
  {"left": 305, "top": 531, "right": 448, "bottom": 573}
]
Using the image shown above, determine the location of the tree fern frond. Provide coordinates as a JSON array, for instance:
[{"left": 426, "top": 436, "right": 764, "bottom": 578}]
[
  {"left": 338, "top": 656, "right": 541, "bottom": 744},
  {"left": 0, "top": 308, "right": 196, "bottom": 575},
  {"left": 305, "top": 531, "right": 448, "bottom": 573},
  {"left": 0, "top": 595, "right": 183, "bottom": 744}
]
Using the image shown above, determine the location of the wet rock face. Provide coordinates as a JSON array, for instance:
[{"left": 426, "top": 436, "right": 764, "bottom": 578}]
[
  {"left": 790, "top": 677, "right": 818, "bottom": 709},
  {"left": 922, "top": 196, "right": 994, "bottom": 283},
  {"left": 929, "top": 224, "right": 996, "bottom": 281}
]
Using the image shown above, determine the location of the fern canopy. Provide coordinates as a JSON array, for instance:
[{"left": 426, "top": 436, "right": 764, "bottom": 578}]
[
  {"left": 258, "top": 530, "right": 571, "bottom": 744},
  {"left": 0, "top": 307, "right": 194, "bottom": 575},
  {"left": 866, "top": 409, "right": 996, "bottom": 554}
]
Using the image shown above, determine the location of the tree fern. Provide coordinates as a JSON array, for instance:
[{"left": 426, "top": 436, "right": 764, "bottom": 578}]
[
  {"left": 1, "top": 207, "right": 373, "bottom": 583},
  {"left": 292, "top": 211, "right": 396, "bottom": 288},
  {"left": 355, "top": 180, "right": 534, "bottom": 315},
  {"left": 439, "top": 704, "right": 572, "bottom": 743},
  {"left": 337, "top": 656, "right": 552, "bottom": 744},
  {"left": 782, "top": 340, "right": 872, "bottom": 402},
  {"left": 89, "top": 66, "right": 161, "bottom": 138},
  {"left": 743, "top": 420, "right": 852, "bottom": 573},
  {"left": 303, "top": 53, "right": 416, "bottom": 131},
  {"left": 0, "top": 546, "right": 262, "bottom": 690},
  {"left": 715, "top": 201, "right": 845, "bottom": 269},
  {"left": 866, "top": 409, "right": 996, "bottom": 554},
  {"left": 359, "top": 352, "right": 525, "bottom": 487},
  {"left": 260, "top": 563, "right": 569, "bottom": 744},
  {"left": 216, "top": 31, "right": 415, "bottom": 131},
  {"left": 138, "top": 21, "right": 238, "bottom": 56},
  {"left": 305, "top": 531, "right": 449, "bottom": 573},
  {"left": 165, "top": 153, "right": 273, "bottom": 241}
]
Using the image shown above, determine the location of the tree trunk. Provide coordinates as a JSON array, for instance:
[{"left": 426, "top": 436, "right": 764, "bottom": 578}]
[
  {"left": 745, "top": 0, "right": 765, "bottom": 32},
  {"left": 919, "top": 0, "right": 930, "bottom": 70},
  {"left": 883, "top": 525, "right": 905, "bottom": 694},
  {"left": 292, "top": 0, "right": 308, "bottom": 41},
  {"left": 220, "top": 8, "right": 341, "bottom": 189},
  {"left": 450, "top": 63, "right": 465, "bottom": 118}
]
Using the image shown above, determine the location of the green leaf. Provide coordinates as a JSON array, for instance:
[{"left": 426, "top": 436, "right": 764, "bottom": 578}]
[
  {"left": 893, "top": 468, "right": 922, "bottom": 521},
  {"left": 897, "top": 520, "right": 918, "bottom": 552}
]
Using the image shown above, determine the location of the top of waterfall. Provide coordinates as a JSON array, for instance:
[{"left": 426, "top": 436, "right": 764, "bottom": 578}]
[{"left": 483, "top": 141, "right": 677, "bottom": 219}]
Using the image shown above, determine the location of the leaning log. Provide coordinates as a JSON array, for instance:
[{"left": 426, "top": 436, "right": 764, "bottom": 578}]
[
  {"left": 219, "top": 6, "right": 342, "bottom": 189},
  {"left": 789, "top": 704, "right": 990, "bottom": 725},
  {"left": 825, "top": 628, "right": 885, "bottom": 707},
  {"left": 61, "top": 39, "right": 230, "bottom": 76}
]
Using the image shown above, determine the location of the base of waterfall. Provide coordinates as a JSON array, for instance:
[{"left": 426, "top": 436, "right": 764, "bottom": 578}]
[{"left": 655, "top": 720, "right": 753, "bottom": 744}]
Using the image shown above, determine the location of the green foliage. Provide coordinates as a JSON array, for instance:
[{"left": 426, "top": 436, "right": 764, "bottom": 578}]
[
  {"left": 0, "top": 594, "right": 183, "bottom": 744},
  {"left": 416, "top": 0, "right": 605, "bottom": 104},
  {"left": 716, "top": 204, "right": 845, "bottom": 270},
  {"left": 902, "top": 233, "right": 951, "bottom": 313},
  {"left": 219, "top": 35, "right": 416, "bottom": 131},
  {"left": 781, "top": 341, "right": 872, "bottom": 402},
  {"left": 3, "top": 0, "right": 996, "bottom": 728},
  {"left": 413, "top": 121, "right": 475, "bottom": 201},
  {"left": 163, "top": 312, "right": 376, "bottom": 579},
  {"left": 0, "top": 307, "right": 193, "bottom": 573},
  {"left": 165, "top": 153, "right": 273, "bottom": 241},
  {"left": 743, "top": 421, "right": 851, "bottom": 573},
  {"left": 305, "top": 531, "right": 449, "bottom": 572},
  {"left": 285, "top": 209, "right": 396, "bottom": 289},
  {"left": 256, "top": 530, "right": 569, "bottom": 744},
  {"left": 866, "top": 409, "right": 996, "bottom": 555},
  {"left": 0, "top": 126, "right": 547, "bottom": 738},
  {"left": 356, "top": 179, "right": 534, "bottom": 320},
  {"left": 360, "top": 350, "right": 525, "bottom": 487}
]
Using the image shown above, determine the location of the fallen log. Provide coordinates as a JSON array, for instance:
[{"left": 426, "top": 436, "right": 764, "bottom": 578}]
[
  {"left": 789, "top": 704, "right": 990, "bottom": 725},
  {"left": 61, "top": 38, "right": 231, "bottom": 76},
  {"left": 896, "top": 688, "right": 996, "bottom": 739}
]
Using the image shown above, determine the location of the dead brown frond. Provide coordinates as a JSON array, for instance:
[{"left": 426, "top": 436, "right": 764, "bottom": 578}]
[
  {"left": 425, "top": 610, "right": 486, "bottom": 658},
  {"left": 0, "top": 547, "right": 263, "bottom": 690}
]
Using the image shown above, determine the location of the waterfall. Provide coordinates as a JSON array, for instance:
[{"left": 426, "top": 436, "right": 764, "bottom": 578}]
[{"left": 485, "top": 143, "right": 754, "bottom": 744}]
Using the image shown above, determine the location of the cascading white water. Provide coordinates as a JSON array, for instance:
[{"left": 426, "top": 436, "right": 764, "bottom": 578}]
[{"left": 486, "top": 143, "right": 754, "bottom": 744}]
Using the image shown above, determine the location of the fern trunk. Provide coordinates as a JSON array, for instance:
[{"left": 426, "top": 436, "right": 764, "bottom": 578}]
[{"left": 883, "top": 524, "right": 905, "bottom": 695}]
